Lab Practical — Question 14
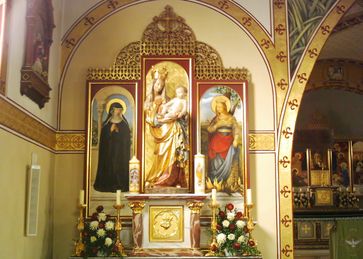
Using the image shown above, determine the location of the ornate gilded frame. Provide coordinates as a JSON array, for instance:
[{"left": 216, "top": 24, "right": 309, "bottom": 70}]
[
  {"left": 85, "top": 81, "right": 138, "bottom": 216},
  {"left": 196, "top": 82, "right": 248, "bottom": 199}
]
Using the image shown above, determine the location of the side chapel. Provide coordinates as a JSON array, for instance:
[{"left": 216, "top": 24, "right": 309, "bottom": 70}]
[{"left": 1, "top": 1, "right": 363, "bottom": 259}]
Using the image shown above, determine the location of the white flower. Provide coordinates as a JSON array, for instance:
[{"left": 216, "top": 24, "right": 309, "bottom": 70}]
[
  {"left": 237, "top": 235, "right": 246, "bottom": 243},
  {"left": 236, "top": 220, "right": 246, "bottom": 229},
  {"left": 97, "top": 228, "right": 106, "bottom": 237},
  {"left": 104, "top": 237, "right": 113, "bottom": 247},
  {"left": 222, "top": 220, "right": 230, "bottom": 228},
  {"left": 90, "top": 221, "right": 99, "bottom": 230},
  {"left": 105, "top": 221, "right": 114, "bottom": 230},
  {"left": 227, "top": 233, "right": 235, "bottom": 241},
  {"left": 98, "top": 212, "right": 107, "bottom": 222},
  {"left": 216, "top": 233, "right": 226, "bottom": 245},
  {"left": 90, "top": 236, "right": 97, "bottom": 243},
  {"left": 227, "top": 212, "right": 235, "bottom": 221}
]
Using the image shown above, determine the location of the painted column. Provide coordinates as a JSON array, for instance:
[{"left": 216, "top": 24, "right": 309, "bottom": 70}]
[
  {"left": 128, "top": 201, "right": 145, "bottom": 250},
  {"left": 187, "top": 201, "right": 204, "bottom": 249}
]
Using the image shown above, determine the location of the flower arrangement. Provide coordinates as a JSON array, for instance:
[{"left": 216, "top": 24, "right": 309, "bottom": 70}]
[
  {"left": 215, "top": 203, "right": 260, "bottom": 256},
  {"left": 337, "top": 190, "right": 359, "bottom": 208},
  {"left": 83, "top": 205, "right": 121, "bottom": 257},
  {"left": 293, "top": 190, "right": 309, "bottom": 208}
]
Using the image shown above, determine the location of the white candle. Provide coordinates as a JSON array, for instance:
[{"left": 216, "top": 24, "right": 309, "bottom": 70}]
[
  {"left": 79, "top": 190, "right": 84, "bottom": 205},
  {"left": 116, "top": 190, "right": 121, "bottom": 205},
  {"left": 211, "top": 188, "right": 217, "bottom": 204},
  {"left": 246, "top": 189, "right": 252, "bottom": 205}
]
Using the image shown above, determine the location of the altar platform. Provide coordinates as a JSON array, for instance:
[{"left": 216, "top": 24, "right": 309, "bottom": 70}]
[{"left": 70, "top": 256, "right": 262, "bottom": 259}]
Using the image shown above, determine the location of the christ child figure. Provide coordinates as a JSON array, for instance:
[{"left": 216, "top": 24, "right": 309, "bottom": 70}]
[{"left": 158, "top": 86, "right": 188, "bottom": 122}]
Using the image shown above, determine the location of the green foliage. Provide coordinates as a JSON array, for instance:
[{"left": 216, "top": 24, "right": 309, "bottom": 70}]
[{"left": 288, "top": 0, "right": 336, "bottom": 74}]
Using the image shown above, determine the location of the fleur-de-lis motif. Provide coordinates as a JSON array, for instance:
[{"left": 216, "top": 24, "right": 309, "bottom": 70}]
[
  {"left": 242, "top": 17, "right": 252, "bottom": 26},
  {"left": 282, "top": 244, "right": 293, "bottom": 257},
  {"left": 279, "top": 156, "right": 290, "bottom": 168},
  {"left": 280, "top": 186, "right": 291, "bottom": 198},
  {"left": 218, "top": 0, "right": 229, "bottom": 10},
  {"left": 277, "top": 79, "right": 288, "bottom": 90},
  {"left": 336, "top": 5, "right": 346, "bottom": 14},
  {"left": 249, "top": 135, "right": 256, "bottom": 149},
  {"left": 261, "top": 39, "right": 271, "bottom": 49},
  {"left": 276, "top": 51, "right": 287, "bottom": 62},
  {"left": 288, "top": 99, "right": 299, "bottom": 110},
  {"left": 282, "top": 127, "right": 293, "bottom": 139},
  {"left": 107, "top": 0, "right": 119, "bottom": 10},
  {"left": 84, "top": 16, "right": 95, "bottom": 26},
  {"left": 308, "top": 48, "right": 318, "bottom": 58},
  {"left": 281, "top": 215, "right": 292, "bottom": 227},
  {"left": 320, "top": 25, "right": 331, "bottom": 35},
  {"left": 275, "top": 24, "right": 286, "bottom": 35},
  {"left": 297, "top": 73, "right": 307, "bottom": 83},
  {"left": 65, "top": 38, "right": 76, "bottom": 48}
]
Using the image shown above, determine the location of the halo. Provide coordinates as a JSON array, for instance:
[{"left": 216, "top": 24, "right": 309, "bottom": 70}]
[
  {"left": 211, "top": 95, "right": 231, "bottom": 113},
  {"left": 106, "top": 98, "right": 127, "bottom": 114}
]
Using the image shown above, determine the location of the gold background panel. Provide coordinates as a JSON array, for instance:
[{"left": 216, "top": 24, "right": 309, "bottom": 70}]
[{"left": 149, "top": 206, "right": 184, "bottom": 243}]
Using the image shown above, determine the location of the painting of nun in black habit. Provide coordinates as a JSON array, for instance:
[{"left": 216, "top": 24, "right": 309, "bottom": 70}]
[{"left": 94, "top": 100, "right": 131, "bottom": 192}]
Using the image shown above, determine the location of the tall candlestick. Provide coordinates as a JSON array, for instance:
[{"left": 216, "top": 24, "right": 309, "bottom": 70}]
[
  {"left": 79, "top": 190, "right": 84, "bottom": 205},
  {"left": 116, "top": 190, "right": 121, "bottom": 205},
  {"left": 246, "top": 189, "right": 252, "bottom": 205},
  {"left": 211, "top": 188, "right": 217, "bottom": 204}
]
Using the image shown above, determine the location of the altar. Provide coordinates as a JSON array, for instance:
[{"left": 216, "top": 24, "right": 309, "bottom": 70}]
[
  {"left": 74, "top": 5, "right": 260, "bottom": 258},
  {"left": 125, "top": 193, "right": 207, "bottom": 255}
]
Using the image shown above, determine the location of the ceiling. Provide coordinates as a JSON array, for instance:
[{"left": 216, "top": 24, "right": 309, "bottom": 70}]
[{"left": 319, "top": 0, "right": 363, "bottom": 61}]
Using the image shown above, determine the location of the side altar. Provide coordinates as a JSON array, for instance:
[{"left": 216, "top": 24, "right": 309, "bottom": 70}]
[{"left": 75, "top": 5, "right": 261, "bottom": 258}]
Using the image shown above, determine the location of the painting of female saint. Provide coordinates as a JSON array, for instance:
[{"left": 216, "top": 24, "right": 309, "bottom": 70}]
[
  {"left": 352, "top": 141, "right": 363, "bottom": 185},
  {"left": 143, "top": 62, "right": 190, "bottom": 191},
  {"left": 200, "top": 86, "right": 244, "bottom": 193},
  {"left": 331, "top": 141, "right": 350, "bottom": 187},
  {"left": 90, "top": 87, "right": 134, "bottom": 193}
]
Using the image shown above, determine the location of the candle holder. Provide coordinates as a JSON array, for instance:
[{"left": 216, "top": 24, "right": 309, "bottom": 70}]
[
  {"left": 205, "top": 202, "right": 219, "bottom": 257},
  {"left": 246, "top": 203, "right": 254, "bottom": 233},
  {"left": 113, "top": 204, "right": 127, "bottom": 256},
  {"left": 74, "top": 204, "right": 87, "bottom": 256}
]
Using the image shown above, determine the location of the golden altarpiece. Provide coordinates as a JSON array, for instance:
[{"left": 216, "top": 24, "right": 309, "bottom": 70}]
[{"left": 80, "top": 6, "right": 259, "bottom": 257}]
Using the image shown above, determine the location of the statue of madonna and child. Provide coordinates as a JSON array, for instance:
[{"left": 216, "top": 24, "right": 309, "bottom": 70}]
[{"left": 144, "top": 66, "right": 189, "bottom": 191}]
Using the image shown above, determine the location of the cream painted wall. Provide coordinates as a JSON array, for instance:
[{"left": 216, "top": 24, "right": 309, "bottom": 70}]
[
  {"left": 250, "top": 153, "right": 278, "bottom": 259},
  {"left": 0, "top": 129, "right": 54, "bottom": 259},
  {"left": 61, "top": 0, "right": 102, "bottom": 37},
  {"left": 60, "top": 0, "right": 274, "bottom": 131},
  {"left": 233, "top": 0, "right": 272, "bottom": 33},
  {"left": 53, "top": 153, "right": 84, "bottom": 259},
  {"left": 6, "top": 0, "right": 62, "bottom": 127}
]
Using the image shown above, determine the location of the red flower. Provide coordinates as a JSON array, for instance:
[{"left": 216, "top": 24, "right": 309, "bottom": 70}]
[
  {"left": 99, "top": 222, "right": 105, "bottom": 229},
  {"left": 216, "top": 224, "right": 222, "bottom": 230},
  {"left": 236, "top": 211, "right": 243, "bottom": 219},
  {"left": 243, "top": 226, "right": 249, "bottom": 233},
  {"left": 226, "top": 203, "right": 234, "bottom": 211},
  {"left": 91, "top": 212, "right": 98, "bottom": 220},
  {"left": 233, "top": 242, "right": 241, "bottom": 249},
  {"left": 113, "top": 245, "right": 119, "bottom": 252},
  {"left": 229, "top": 223, "right": 236, "bottom": 231},
  {"left": 96, "top": 205, "right": 104, "bottom": 213},
  {"left": 248, "top": 239, "right": 256, "bottom": 247},
  {"left": 218, "top": 211, "right": 226, "bottom": 219}
]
